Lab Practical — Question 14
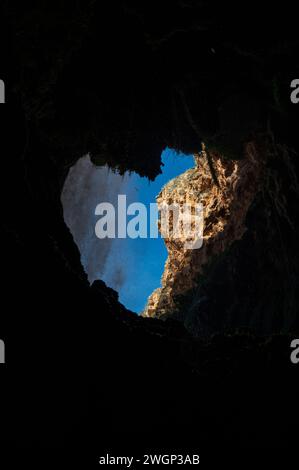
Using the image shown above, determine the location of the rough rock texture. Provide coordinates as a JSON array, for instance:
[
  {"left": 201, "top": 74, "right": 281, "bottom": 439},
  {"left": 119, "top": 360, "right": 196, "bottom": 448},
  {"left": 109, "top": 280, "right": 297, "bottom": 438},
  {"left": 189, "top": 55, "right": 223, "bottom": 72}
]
[
  {"left": 144, "top": 137, "right": 299, "bottom": 336},
  {"left": 143, "top": 143, "right": 263, "bottom": 320}
]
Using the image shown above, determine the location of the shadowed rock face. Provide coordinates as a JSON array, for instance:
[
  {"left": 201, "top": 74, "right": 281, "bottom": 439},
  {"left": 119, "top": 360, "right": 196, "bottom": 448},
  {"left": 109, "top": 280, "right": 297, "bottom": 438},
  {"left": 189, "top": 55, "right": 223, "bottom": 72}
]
[
  {"left": 144, "top": 137, "right": 299, "bottom": 336},
  {"left": 143, "top": 144, "right": 262, "bottom": 320}
]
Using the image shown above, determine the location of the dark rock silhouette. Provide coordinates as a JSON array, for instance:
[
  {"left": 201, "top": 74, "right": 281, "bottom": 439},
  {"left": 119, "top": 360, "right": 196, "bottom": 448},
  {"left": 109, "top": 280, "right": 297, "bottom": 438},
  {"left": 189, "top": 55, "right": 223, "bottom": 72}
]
[{"left": 0, "top": 1, "right": 299, "bottom": 465}]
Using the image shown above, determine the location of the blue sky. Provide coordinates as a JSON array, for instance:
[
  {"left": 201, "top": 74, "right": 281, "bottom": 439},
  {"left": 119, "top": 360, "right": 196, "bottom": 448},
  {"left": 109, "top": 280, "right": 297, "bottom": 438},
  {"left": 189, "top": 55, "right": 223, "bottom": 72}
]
[
  {"left": 103, "top": 148, "right": 194, "bottom": 312},
  {"left": 62, "top": 148, "right": 194, "bottom": 313}
]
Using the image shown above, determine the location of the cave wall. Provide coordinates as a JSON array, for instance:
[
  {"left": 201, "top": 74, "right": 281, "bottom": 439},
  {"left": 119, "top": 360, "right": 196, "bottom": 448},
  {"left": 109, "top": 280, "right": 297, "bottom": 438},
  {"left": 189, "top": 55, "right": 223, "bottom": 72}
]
[
  {"left": 144, "top": 136, "right": 299, "bottom": 336},
  {"left": 1, "top": 0, "right": 299, "bottom": 459}
]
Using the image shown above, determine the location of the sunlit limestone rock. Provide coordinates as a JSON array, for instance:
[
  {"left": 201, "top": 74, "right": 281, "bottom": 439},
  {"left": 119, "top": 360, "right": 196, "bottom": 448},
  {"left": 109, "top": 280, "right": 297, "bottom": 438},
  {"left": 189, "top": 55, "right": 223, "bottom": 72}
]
[{"left": 143, "top": 143, "right": 263, "bottom": 330}]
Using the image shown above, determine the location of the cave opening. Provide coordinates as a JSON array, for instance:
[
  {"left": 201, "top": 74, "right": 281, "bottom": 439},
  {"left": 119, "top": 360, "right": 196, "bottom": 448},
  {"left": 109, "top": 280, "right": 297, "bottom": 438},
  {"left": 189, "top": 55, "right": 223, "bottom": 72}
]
[{"left": 61, "top": 148, "right": 194, "bottom": 313}]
